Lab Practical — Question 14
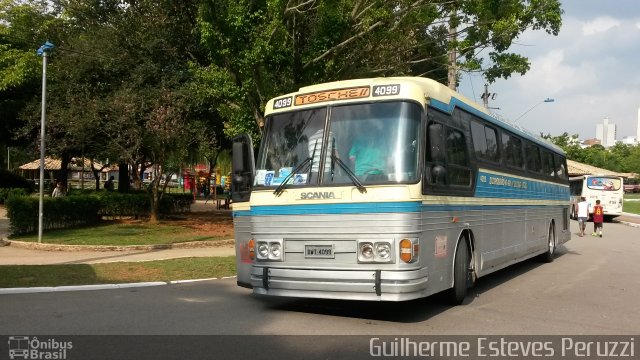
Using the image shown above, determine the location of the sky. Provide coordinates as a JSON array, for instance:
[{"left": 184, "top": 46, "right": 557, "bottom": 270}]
[{"left": 457, "top": 0, "right": 640, "bottom": 141}]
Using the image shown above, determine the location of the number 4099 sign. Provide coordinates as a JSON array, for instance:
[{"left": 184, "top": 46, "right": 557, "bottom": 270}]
[{"left": 372, "top": 84, "right": 400, "bottom": 97}]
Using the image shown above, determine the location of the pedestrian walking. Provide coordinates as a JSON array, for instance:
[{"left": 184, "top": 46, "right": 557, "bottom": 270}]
[
  {"left": 577, "top": 196, "right": 589, "bottom": 237},
  {"left": 592, "top": 199, "right": 604, "bottom": 237}
]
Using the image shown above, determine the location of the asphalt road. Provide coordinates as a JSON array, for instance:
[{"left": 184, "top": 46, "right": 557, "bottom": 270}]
[{"left": 1, "top": 219, "right": 638, "bottom": 336}]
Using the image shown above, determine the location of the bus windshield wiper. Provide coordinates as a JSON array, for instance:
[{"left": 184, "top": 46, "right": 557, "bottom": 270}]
[
  {"left": 273, "top": 156, "right": 313, "bottom": 196},
  {"left": 331, "top": 154, "right": 367, "bottom": 193},
  {"left": 273, "top": 139, "right": 319, "bottom": 197}
]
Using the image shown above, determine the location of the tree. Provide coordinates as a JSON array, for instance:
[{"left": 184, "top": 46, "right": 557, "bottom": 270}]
[
  {"left": 16, "top": 0, "right": 209, "bottom": 220},
  {"left": 452, "top": 0, "right": 563, "bottom": 84},
  {"left": 0, "top": 1, "right": 63, "bottom": 165},
  {"left": 195, "top": 0, "right": 563, "bottom": 139}
]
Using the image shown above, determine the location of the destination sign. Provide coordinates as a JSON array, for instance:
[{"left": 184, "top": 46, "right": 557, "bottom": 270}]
[{"left": 295, "top": 86, "right": 370, "bottom": 106}]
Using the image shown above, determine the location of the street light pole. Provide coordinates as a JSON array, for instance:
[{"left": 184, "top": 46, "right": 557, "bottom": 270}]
[
  {"left": 515, "top": 98, "right": 555, "bottom": 122},
  {"left": 37, "top": 41, "right": 54, "bottom": 243}
]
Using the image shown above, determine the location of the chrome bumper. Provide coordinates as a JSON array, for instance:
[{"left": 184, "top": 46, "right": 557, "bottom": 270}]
[{"left": 250, "top": 266, "right": 429, "bottom": 301}]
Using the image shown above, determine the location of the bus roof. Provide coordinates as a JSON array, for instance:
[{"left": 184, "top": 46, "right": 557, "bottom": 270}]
[{"left": 264, "top": 77, "right": 564, "bottom": 155}]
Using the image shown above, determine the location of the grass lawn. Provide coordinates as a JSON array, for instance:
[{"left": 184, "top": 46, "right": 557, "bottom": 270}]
[
  {"left": 625, "top": 193, "right": 640, "bottom": 200},
  {"left": 0, "top": 256, "right": 236, "bottom": 288},
  {"left": 10, "top": 222, "right": 230, "bottom": 246},
  {"left": 623, "top": 201, "right": 640, "bottom": 215}
]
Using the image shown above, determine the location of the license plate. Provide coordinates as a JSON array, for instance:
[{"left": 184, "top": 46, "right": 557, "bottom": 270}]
[{"left": 305, "top": 245, "right": 334, "bottom": 259}]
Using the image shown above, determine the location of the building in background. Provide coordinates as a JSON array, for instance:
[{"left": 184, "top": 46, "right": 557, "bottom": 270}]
[
  {"left": 581, "top": 138, "right": 601, "bottom": 148},
  {"left": 620, "top": 108, "right": 640, "bottom": 145},
  {"left": 637, "top": 107, "right": 640, "bottom": 141},
  {"left": 621, "top": 136, "right": 637, "bottom": 145},
  {"left": 595, "top": 118, "right": 616, "bottom": 148}
]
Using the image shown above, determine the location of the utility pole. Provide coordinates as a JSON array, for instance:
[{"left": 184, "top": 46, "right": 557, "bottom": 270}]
[
  {"left": 482, "top": 84, "right": 490, "bottom": 108},
  {"left": 37, "top": 41, "right": 54, "bottom": 243},
  {"left": 480, "top": 84, "right": 498, "bottom": 109},
  {"left": 447, "top": 2, "right": 457, "bottom": 90},
  {"left": 447, "top": 26, "right": 457, "bottom": 90}
]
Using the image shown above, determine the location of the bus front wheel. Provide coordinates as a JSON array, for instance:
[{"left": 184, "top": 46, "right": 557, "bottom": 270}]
[{"left": 446, "top": 238, "right": 471, "bottom": 305}]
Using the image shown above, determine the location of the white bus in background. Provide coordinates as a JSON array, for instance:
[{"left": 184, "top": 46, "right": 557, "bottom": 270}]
[{"left": 569, "top": 175, "right": 624, "bottom": 220}]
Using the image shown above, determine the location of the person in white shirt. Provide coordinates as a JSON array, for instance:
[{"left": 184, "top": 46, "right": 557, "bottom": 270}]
[{"left": 577, "top": 197, "right": 590, "bottom": 237}]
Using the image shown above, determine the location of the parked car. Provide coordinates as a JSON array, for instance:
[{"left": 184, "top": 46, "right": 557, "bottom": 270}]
[{"left": 624, "top": 183, "right": 640, "bottom": 193}]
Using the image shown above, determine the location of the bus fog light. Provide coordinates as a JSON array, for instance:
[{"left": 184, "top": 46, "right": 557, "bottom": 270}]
[
  {"left": 269, "top": 242, "right": 282, "bottom": 259},
  {"left": 359, "top": 242, "right": 374, "bottom": 262},
  {"left": 375, "top": 243, "right": 392, "bottom": 262},
  {"left": 257, "top": 242, "right": 269, "bottom": 259}
]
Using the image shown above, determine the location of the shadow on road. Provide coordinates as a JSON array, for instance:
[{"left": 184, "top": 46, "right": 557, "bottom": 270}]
[{"left": 254, "top": 245, "right": 573, "bottom": 324}]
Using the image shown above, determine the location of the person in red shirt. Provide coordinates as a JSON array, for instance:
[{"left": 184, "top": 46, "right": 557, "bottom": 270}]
[{"left": 592, "top": 199, "right": 604, "bottom": 237}]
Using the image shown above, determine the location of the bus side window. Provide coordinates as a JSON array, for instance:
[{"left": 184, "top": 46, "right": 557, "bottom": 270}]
[{"left": 426, "top": 122, "right": 446, "bottom": 185}]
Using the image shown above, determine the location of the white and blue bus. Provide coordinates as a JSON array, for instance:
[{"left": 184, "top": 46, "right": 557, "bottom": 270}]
[{"left": 231, "top": 77, "right": 571, "bottom": 304}]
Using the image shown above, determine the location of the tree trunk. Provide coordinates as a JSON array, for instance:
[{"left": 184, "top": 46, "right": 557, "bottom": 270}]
[
  {"left": 58, "top": 153, "right": 71, "bottom": 189},
  {"left": 149, "top": 184, "right": 159, "bottom": 223},
  {"left": 118, "top": 162, "right": 129, "bottom": 193}
]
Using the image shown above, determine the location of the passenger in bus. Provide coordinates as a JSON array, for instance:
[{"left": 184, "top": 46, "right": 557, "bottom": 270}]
[
  {"left": 308, "top": 128, "right": 334, "bottom": 175},
  {"left": 348, "top": 123, "right": 387, "bottom": 180},
  {"left": 577, "top": 196, "right": 590, "bottom": 237}
]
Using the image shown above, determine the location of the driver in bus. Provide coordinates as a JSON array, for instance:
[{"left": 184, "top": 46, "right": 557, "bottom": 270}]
[{"left": 348, "top": 121, "right": 388, "bottom": 180}]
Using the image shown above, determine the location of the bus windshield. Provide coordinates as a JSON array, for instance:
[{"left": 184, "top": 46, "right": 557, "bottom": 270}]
[
  {"left": 255, "top": 101, "right": 422, "bottom": 187},
  {"left": 587, "top": 176, "right": 622, "bottom": 191}
]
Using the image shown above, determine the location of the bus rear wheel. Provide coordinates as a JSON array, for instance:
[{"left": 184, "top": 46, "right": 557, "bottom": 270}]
[
  {"left": 540, "top": 224, "right": 556, "bottom": 263},
  {"left": 446, "top": 238, "right": 471, "bottom": 305}
]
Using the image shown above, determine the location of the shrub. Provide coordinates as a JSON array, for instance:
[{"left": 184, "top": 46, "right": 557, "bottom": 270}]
[
  {"left": 0, "top": 188, "right": 29, "bottom": 204},
  {"left": 0, "top": 169, "right": 33, "bottom": 192},
  {"left": 6, "top": 195, "right": 101, "bottom": 235},
  {"left": 5, "top": 191, "right": 193, "bottom": 235}
]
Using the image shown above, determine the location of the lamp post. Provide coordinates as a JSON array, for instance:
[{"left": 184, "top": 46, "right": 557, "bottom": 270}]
[
  {"left": 37, "top": 41, "right": 54, "bottom": 243},
  {"left": 515, "top": 98, "right": 555, "bottom": 122}
]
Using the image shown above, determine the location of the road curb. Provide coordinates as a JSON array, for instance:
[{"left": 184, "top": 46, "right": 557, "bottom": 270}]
[
  {"left": 618, "top": 221, "right": 640, "bottom": 228},
  {"left": 0, "top": 276, "right": 236, "bottom": 295},
  {"left": 0, "top": 238, "right": 234, "bottom": 252}
]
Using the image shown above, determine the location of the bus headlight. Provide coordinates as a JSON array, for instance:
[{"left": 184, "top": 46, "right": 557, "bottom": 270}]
[
  {"left": 358, "top": 240, "right": 394, "bottom": 263},
  {"left": 269, "top": 242, "right": 282, "bottom": 260},
  {"left": 256, "top": 239, "right": 284, "bottom": 261},
  {"left": 359, "top": 242, "right": 374, "bottom": 262},
  {"left": 257, "top": 242, "right": 269, "bottom": 259},
  {"left": 375, "top": 243, "right": 391, "bottom": 262}
]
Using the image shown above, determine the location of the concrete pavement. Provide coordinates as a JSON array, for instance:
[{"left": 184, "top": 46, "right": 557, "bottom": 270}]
[
  {"left": 0, "top": 200, "right": 235, "bottom": 265},
  {"left": 0, "top": 244, "right": 235, "bottom": 265}
]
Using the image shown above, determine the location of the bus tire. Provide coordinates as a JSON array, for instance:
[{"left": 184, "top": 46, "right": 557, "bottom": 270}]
[
  {"left": 446, "top": 238, "right": 470, "bottom": 305},
  {"left": 541, "top": 224, "right": 556, "bottom": 263}
]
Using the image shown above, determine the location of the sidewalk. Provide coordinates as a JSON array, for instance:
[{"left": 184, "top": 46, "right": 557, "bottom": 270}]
[
  {"left": 0, "top": 245, "right": 234, "bottom": 265},
  {"left": 0, "top": 200, "right": 235, "bottom": 265}
]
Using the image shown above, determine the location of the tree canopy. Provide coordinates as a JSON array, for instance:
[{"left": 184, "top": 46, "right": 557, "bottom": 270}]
[{"left": 0, "top": 0, "right": 569, "bottom": 218}]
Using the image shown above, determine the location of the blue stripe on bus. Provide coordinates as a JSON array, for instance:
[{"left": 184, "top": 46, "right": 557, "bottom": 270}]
[
  {"left": 238, "top": 201, "right": 423, "bottom": 217},
  {"left": 476, "top": 171, "right": 570, "bottom": 201},
  {"left": 233, "top": 202, "right": 567, "bottom": 217}
]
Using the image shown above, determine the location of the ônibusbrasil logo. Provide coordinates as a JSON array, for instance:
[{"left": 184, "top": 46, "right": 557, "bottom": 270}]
[{"left": 8, "top": 336, "right": 72, "bottom": 360}]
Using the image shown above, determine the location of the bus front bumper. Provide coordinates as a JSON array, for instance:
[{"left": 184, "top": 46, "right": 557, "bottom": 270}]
[{"left": 249, "top": 266, "right": 429, "bottom": 301}]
